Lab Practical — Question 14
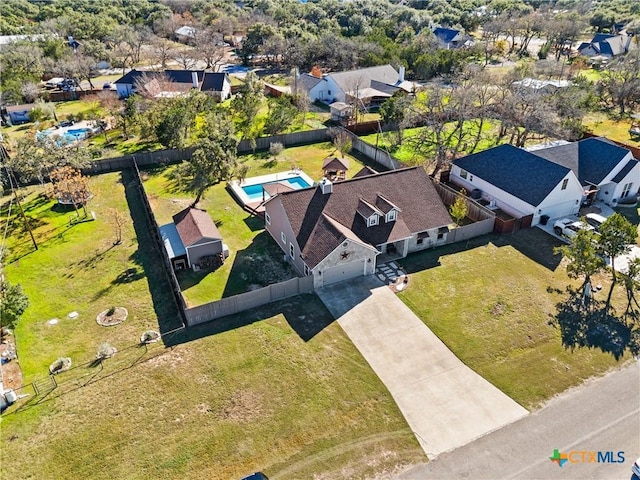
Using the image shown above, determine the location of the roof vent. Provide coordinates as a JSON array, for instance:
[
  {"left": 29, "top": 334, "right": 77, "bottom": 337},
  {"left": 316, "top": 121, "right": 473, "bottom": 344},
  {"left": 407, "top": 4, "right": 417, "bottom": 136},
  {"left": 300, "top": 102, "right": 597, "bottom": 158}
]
[{"left": 320, "top": 177, "right": 333, "bottom": 195}]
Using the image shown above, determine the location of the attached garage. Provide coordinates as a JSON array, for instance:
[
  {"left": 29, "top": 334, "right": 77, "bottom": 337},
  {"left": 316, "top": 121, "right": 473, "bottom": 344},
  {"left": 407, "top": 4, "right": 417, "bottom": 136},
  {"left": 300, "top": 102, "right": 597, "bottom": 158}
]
[{"left": 322, "top": 260, "right": 365, "bottom": 286}]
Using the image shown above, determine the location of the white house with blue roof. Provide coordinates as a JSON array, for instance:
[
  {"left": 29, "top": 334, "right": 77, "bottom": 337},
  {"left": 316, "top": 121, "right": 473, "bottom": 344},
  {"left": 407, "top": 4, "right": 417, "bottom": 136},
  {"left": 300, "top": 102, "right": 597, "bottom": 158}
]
[
  {"left": 451, "top": 137, "right": 639, "bottom": 226},
  {"left": 530, "top": 137, "right": 639, "bottom": 207},
  {"left": 451, "top": 144, "right": 584, "bottom": 226}
]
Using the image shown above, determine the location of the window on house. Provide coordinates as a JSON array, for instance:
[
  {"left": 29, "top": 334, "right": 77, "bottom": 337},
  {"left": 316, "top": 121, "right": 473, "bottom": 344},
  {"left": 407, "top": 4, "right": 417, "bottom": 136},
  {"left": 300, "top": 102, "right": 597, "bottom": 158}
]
[
  {"left": 386, "top": 210, "right": 397, "bottom": 222},
  {"left": 281, "top": 232, "right": 286, "bottom": 244},
  {"left": 304, "top": 264, "right": 310, "bottom": 276},
  {"left": 289, "top": 242, "right": 295, "bottom": 258},
  {"left": 416, "top": 231, "right": 429, "bottom": 245},
  {"left": 561, "top": 178, "right": 569, "bottom": 190},
  {"left": 265, "top": 212, "right": 271, "bottom": 225},
  {"left": 460, "top": 169, "right": 468, "bottom": 179},
  {"left": 622, "top": 182, "right": 633, "bottom": 198},
  {"left": 368, "top": 214, "right": 379, "bottom": 227},
  {"left": 327, "top": 89, "right": 331, "bottom": 95}
]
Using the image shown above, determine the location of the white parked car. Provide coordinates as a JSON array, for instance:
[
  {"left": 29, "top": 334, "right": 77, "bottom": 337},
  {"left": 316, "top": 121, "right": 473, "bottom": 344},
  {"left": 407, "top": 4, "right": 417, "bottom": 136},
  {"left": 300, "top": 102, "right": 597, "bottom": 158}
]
[
  {"left": 584, "top": 212, "right": 607, "bottom": 231},
  {"left": 553, "top": 218, "right": 595, "bottom": 238}
]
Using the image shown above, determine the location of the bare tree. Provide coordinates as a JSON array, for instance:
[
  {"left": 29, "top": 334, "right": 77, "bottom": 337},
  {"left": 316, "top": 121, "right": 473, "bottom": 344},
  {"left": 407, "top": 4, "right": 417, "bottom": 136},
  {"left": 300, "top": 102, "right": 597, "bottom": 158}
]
[
  {"left": 50, "top": 166, "right": 92, "bottom": 218},
  {"left": 173, "top": 47, "right": 197, "bottom": 70},
  {"left": 149, "top": 35, "right": 176, "bottom": 70},
  {"left": 192, "top": 27, "right": 227, "bottom": 71},
  {"left": 21, "top": 82, "right": 40, "bottom": 103},
  {"left": 108, "top": 208, "right": 126, "bottom": 245}
]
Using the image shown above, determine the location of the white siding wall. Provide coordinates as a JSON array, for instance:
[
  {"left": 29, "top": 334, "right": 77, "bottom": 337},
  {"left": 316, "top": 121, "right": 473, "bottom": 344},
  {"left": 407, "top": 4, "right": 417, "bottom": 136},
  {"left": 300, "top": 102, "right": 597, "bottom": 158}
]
[
  {"left": 450, "top": 165, "right": 533, "bottom": 218},
  {"left": 450, "top": 165, "right": 582, "bottom": 225},
  {"left": 535, "top": 173, "right": 583, "bottom": 222},
  {"left": 309, "top": 76, "right": 344, "bottom": 103},
  {"left": 610, "top": 164, "right": 640, "bottom": 203}
]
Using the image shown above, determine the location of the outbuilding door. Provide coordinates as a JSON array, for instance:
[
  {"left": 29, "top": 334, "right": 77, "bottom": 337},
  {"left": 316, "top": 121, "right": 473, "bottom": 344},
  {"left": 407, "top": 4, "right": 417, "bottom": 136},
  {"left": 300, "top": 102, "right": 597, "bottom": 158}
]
[{"left": 323, "top": 260, "right": 365, "bottom": 286}]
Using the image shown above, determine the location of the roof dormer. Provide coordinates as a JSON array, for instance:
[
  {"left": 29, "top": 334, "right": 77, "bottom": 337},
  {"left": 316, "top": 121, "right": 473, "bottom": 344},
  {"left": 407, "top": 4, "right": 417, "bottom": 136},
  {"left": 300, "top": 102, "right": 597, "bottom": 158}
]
[
  {"left": 356, "top": 198, "right": 383, "bottom": 227},
  {"left": 375, "top": 194, "right": 400, "bottom": 223}
]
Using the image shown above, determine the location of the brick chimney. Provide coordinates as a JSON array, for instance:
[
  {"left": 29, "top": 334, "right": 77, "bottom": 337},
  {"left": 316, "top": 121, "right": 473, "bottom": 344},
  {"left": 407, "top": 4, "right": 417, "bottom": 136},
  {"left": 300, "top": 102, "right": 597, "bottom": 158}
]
[{"left": 310, "top": 65, "right": 322, "bottom": 78}]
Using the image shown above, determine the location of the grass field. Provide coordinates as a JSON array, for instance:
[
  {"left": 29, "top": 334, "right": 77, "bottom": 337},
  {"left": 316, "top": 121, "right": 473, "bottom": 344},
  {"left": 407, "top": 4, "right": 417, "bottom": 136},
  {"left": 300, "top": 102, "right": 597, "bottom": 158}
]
[
  {"left": 359, "top": 121, "right": 501, "bottom": 165},
  {"left": 0, "top": 171, "right": 424, "bottom": 480},
  {"left": 141, "top": 142, "right": 370, "bottom": 306},
  {"left": 397, "top": 228, "right": 630, "bottom": 410}
]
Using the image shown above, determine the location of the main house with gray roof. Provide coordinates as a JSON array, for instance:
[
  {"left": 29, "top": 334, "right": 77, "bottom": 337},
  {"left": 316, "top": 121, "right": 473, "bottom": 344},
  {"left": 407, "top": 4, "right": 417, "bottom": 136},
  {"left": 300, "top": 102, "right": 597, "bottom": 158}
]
[
  {"left": 451, "top": 137, "right": 638, "bottom": 226},
  {"left": 263, "top": 167, "right": 453, "bottom": 288},
  {"left": 297, "top": 64, "right": 415, "bottom": 107}
]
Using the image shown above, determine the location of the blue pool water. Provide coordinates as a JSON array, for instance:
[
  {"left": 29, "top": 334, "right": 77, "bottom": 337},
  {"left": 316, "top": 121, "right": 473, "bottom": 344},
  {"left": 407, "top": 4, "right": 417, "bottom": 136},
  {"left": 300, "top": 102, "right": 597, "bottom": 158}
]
[{"left": 241, "top": 176, "right": 311, "bottom": 201}]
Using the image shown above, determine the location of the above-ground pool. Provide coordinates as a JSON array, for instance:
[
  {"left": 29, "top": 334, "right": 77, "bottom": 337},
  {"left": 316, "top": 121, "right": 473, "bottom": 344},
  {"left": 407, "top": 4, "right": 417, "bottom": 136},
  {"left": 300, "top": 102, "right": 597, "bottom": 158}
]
[
  {"left": 241, "top": 176, "right": 311, "bottom": 201},
  {"left": 35, "top": 123, "right": 96, "bottom": 145},
  {"left": 229, "top": 170, "right": 315, "bottom": 211}
]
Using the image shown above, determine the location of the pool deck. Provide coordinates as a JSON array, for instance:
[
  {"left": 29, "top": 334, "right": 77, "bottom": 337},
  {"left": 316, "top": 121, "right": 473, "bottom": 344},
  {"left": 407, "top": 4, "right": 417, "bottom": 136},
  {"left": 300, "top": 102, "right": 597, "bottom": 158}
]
[{"left": 228, "top": 170, "right": 315, "bottom": 214}]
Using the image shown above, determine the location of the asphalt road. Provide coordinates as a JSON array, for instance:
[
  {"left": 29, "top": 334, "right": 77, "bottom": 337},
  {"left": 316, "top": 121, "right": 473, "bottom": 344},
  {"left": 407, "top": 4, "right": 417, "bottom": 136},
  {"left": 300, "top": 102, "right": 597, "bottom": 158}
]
[{"left": 398, "top": 362, "right": 640, "bottom": 480}]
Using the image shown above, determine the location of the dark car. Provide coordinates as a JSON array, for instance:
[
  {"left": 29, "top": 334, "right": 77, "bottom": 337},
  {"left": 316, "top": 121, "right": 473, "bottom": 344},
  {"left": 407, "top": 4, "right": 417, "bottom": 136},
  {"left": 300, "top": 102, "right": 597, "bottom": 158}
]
[{"left": 240, "top": 473, "right": 269, "bottom": 480}]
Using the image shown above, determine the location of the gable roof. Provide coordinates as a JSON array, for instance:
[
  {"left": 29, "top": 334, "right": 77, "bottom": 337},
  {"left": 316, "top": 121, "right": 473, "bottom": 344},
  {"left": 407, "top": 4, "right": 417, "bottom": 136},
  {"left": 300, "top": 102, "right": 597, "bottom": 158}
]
[
  {"left": 578, "top": 32, "right": 630, "bottom": 57},
  {"left": 530, "top": 137, "right": 631, "bottom": 185},
  {"left": 434, "top": 27, "right": 461, "bottom": 44},
  {"left": 269, "top": 167, "right": 452, "bottom": 268},
  {"left": 352, "top": 166, "right": 379, "bottom": 178},
  {"left": 611, "top": 159, "right": 638, "bottom": 183},
  {"left": 322, "top": 156, "right": 350, "bottom": 171},
  {"left": 200, "top": 72, "right": 228, "bottom": 92},
  {"left": 172, "top": 207, "right": 222, "bottom": 247},
  {"left": 454, "top": 144, "right": 572, "bottom": 206},
  {"left": 114, "top": 69, "right": 205, "bottom": 87},
  {"left": 297, "top": 73, "right": 323, "bottom": 91},
  {"left": 328, "top": 65, "right": 400, "bottom": 94}
]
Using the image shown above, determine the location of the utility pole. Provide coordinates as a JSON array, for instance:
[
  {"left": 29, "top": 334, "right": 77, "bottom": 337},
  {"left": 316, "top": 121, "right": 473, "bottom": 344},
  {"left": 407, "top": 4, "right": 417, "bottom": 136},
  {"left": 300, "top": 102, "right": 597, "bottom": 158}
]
[{"left": 0, "top": 145, "right": 38, "bottom": 251}]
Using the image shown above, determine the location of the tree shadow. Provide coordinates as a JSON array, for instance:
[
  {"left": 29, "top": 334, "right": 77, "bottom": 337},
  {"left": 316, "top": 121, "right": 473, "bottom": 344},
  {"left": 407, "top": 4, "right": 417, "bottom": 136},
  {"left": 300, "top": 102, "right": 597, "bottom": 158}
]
[
  {"left": 243, "top": 215, "right": 264, "bottom": 232},
  {"left": 400, "top": 229, "right": 563, "bottom": 276},
  {"left": 553, "top": 287, "right": 631, "bottom": 360},
  {"left": 121, "top": 169, "right": 184, "bottom": 336}
]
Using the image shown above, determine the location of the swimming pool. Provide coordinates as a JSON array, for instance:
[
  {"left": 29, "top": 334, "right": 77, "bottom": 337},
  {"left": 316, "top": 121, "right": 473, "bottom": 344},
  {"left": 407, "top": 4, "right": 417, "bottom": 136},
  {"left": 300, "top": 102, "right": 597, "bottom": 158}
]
[
  {"left": 241, "top": 176, "right": 311, "bottom": 201},
  {"left": 228, "top": 170, "right": 315, "bottom": 212}
]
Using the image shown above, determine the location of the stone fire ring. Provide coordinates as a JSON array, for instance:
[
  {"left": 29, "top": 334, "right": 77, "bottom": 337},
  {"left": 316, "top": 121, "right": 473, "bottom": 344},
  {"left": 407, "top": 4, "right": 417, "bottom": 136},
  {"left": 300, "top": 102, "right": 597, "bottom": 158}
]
[{"left": 96, "top": 307, "right": 128, "bottom": 327}]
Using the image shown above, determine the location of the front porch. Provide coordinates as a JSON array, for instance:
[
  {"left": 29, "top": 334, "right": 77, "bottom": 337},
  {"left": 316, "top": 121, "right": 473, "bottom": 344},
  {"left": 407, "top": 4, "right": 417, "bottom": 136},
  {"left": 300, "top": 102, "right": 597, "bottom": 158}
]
[{"left": 377, "top": 237, "right": 410, "bottom": 264}]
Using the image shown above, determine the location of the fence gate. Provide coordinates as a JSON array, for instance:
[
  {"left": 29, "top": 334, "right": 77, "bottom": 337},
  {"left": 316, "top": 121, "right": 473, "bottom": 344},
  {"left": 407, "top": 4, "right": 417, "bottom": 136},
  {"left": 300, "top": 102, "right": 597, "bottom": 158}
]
[{"left": 32, "top": 375, "right": 57, "bottom": 396}]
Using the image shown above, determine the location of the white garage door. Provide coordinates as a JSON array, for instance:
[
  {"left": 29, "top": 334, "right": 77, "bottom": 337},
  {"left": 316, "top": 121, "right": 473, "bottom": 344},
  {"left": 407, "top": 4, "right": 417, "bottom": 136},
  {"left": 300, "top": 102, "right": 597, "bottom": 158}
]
[{"left": 323, "top": 260, "right": 365, "bottom": 286}]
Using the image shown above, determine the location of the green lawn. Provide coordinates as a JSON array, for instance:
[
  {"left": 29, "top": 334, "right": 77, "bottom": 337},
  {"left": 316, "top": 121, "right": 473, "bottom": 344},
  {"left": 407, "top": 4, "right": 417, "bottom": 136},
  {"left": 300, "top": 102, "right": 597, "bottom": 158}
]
[
  {"left": 360, "top": 121, "right": 501, "bottom": 165},
  {"left": 397, "top": 228, "right": 630, "bottom": 410},
  {"left": 141, "top": 142, "right": 370, "bottom": 306},
  {"left": 0, "top": 171, "right": 424, "bottom": 480},
  {"left": 584, "top": 111, "right": 639, "bottom": 146}
]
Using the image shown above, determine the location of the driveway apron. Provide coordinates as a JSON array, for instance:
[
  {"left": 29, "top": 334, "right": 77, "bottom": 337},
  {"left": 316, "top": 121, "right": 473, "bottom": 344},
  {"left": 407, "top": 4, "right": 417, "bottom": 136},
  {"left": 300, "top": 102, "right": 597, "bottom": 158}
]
[{"left": 317, "top": 276, "right": 528, "bottom": 459}]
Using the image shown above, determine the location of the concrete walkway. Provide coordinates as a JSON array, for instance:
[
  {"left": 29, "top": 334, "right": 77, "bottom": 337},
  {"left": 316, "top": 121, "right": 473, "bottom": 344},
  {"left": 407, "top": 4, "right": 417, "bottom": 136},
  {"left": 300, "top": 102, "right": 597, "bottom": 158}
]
[{"left": 317, "top": 276, "right": 528, "bottom": 459}]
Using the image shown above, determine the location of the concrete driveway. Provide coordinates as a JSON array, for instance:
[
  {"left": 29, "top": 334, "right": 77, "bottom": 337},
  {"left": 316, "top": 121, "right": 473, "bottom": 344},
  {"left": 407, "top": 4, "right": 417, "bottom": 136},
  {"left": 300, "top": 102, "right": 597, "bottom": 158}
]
[{"left": 317, "top": 276, "right": 528, "bottom": 459}]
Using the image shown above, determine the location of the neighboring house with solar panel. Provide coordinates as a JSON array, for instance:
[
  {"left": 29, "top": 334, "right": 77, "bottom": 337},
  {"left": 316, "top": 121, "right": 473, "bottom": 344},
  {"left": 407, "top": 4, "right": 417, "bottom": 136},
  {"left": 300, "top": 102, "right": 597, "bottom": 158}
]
[
  {"left": 263, "top": 167, "right": 453, "bottom": 288},
  {"left": 450, "top": 137, "right": 639, "bottom": 227}
]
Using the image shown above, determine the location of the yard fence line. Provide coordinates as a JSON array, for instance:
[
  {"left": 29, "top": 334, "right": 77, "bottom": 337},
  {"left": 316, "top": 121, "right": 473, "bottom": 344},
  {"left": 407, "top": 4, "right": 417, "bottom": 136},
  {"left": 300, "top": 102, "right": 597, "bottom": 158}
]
[
  {"left": 86, "top": 130, "right": 332, "bottom": 176},
  {"left": 432, "top": 181, "right": 496, "bottom": 242},
  {"left": 348, "top": 130, "right": 404, "bottom": 171},
  {"left": 184, "top": 276, "right": 315, "bottom": 327},
  {"left": 130, "top": 158, "right": 188, "bottom": 325}
]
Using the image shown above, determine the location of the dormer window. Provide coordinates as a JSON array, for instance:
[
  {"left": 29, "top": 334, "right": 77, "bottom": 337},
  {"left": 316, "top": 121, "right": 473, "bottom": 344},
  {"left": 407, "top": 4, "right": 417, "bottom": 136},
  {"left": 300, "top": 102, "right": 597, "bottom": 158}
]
[
  {"left": 368, "top": 214, "right": 379, "bottom": 227},
  {"left": 386, "top": 210, "right": 397, "bottom": 222}
]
